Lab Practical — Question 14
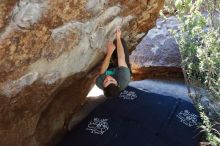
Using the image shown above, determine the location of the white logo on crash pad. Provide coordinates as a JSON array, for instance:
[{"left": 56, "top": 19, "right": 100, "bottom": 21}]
[
  {"left": 119, "top": 90, "right": 138, "bottom": 100},
  {"left": 176, "top": 110, "right": 198, "bottom": 127},
  {"left": 86, "top": 118, "right": 109, "bottom": 135}
]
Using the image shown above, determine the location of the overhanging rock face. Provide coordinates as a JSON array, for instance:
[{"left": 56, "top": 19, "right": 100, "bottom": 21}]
[{"left": 0, "top": 0, "right": 164, "bottom": 145}]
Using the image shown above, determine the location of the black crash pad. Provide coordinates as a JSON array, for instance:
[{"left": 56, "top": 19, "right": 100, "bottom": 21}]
[{"left": 57, "top": 86, "right": 201, "bottom": 146}]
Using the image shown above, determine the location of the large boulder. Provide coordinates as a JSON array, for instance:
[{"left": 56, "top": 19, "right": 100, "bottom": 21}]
[
  {"left": 0, "top": 0, "right": 164, "bottom": 145},
  {"left": 130, "top": 16, "right": 184, "bottom": 80}
]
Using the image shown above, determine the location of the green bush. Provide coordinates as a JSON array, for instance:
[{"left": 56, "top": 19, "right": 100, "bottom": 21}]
[
  {"left": 175, "top": 0, "right": 220, "bottom": 100},
  {"left": 162, "top": 0, "right": 220, "bottom": 145}
]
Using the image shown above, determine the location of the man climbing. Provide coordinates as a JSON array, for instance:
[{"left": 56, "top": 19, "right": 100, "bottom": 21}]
[{"left": 96, "top": 27, "right": 131, "bottom": 98}]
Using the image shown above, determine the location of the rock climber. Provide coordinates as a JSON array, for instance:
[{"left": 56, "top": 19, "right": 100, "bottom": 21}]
[{"left": 96, "top": 27, "right": 131, "bottom": 98}]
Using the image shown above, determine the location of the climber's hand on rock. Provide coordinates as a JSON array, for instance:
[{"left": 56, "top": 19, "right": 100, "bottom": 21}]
[{"left": 116, "top": 26, "right": 121, "bottom": 39}]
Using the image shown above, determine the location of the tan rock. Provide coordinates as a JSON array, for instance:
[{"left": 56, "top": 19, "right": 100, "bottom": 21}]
[{"left": 0, "top": 0, "right": 164, "bottom": 145}]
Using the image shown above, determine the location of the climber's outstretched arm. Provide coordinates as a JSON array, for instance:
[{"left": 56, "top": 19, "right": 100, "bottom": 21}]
[
  {"left": 99, "top": 42, "right": 115, "bottom": 74},
  {"left": 116, "top": 27, "right": 128, "bottom": 68}
]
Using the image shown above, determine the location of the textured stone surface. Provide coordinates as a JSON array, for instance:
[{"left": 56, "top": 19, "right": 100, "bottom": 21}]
[
  {"left": 0, "top": 0, "right": 164, "bottom": 145},
  {"left": 130, "top": 16, "right": 183, "bottom": 79}
]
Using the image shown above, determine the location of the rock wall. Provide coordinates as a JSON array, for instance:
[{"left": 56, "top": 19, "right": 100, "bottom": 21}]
[
  {"left": 0, "top": 0, "right": 164, "bottom": 145},
  {"left": 130, "top": 16, "right": 184, "bottom": 80}
]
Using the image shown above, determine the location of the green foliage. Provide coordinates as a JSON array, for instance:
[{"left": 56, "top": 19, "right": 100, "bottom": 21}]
[
  {"left": 198, "top": 105, "right": 220, "bottom": 146},
  {"left": 174, "top": 0, "right": 220, "bottom": 99},
  {"left": 162, "top": 0, "right": 176, "bottom": 15},
  {"left": 162, "top": 0, "right": 220, "bottom": 145}
]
